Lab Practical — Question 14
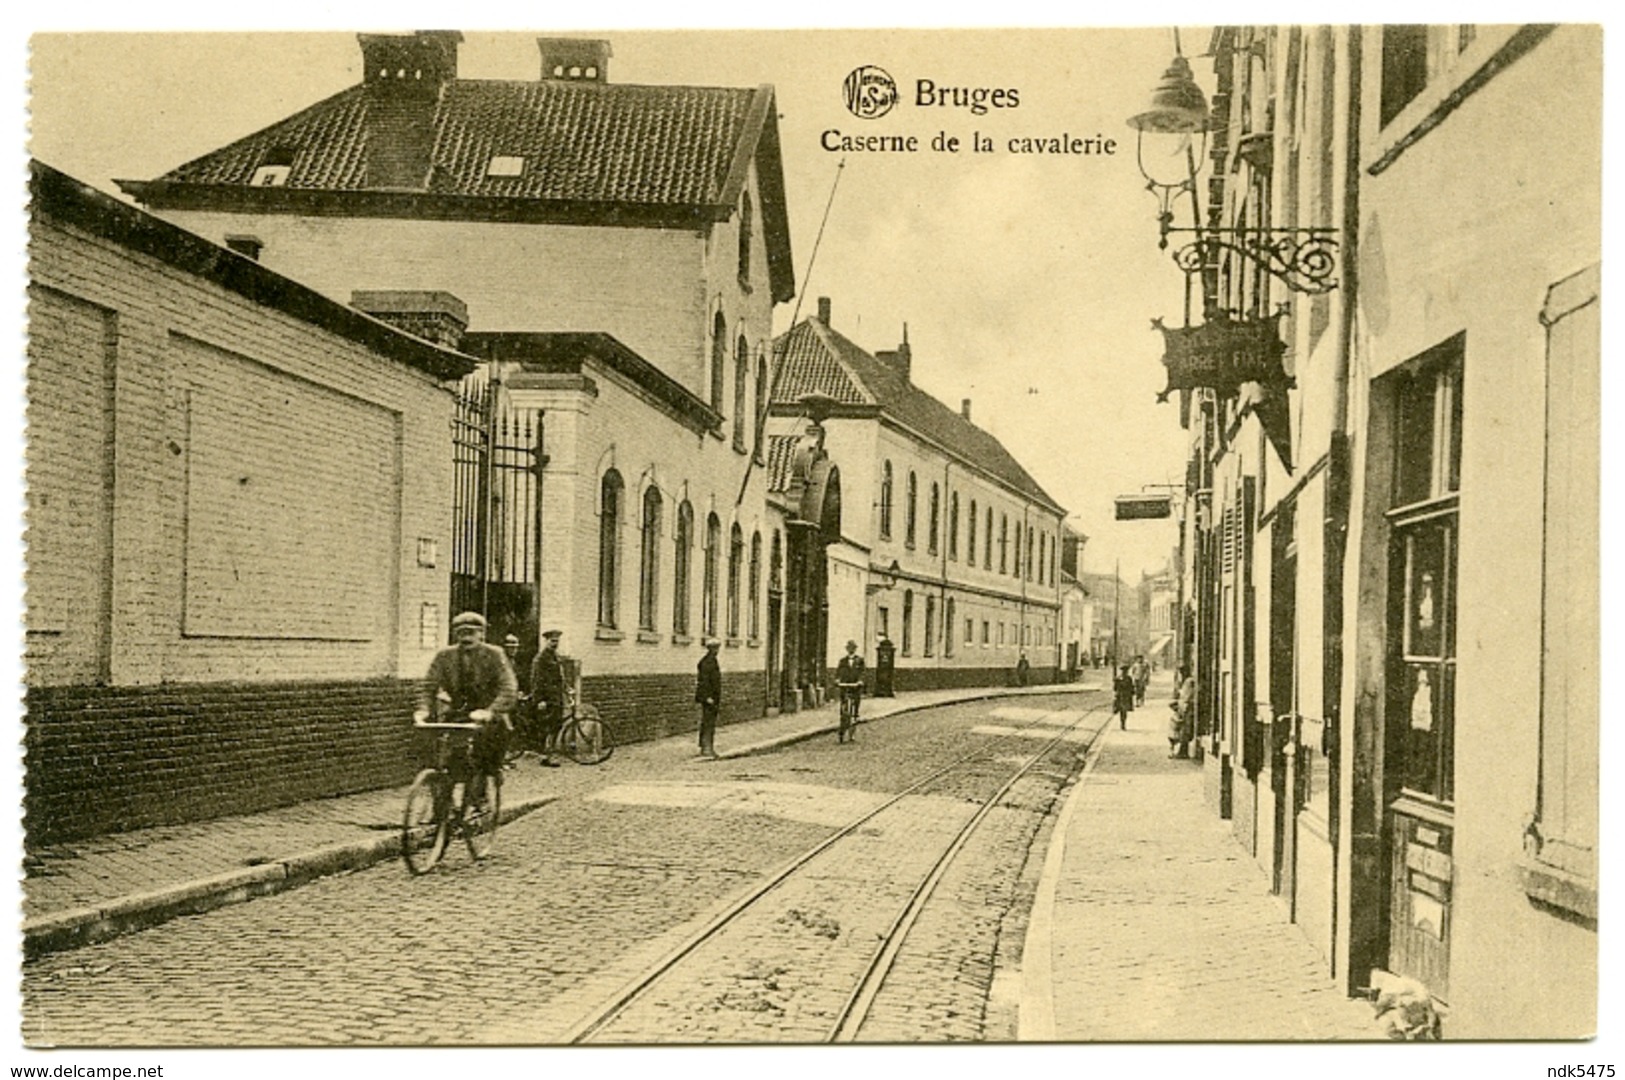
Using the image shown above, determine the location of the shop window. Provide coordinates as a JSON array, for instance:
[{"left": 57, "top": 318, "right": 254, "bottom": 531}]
[{"left": 1386, "top": 337, "right": 1464, "bottom": 805}]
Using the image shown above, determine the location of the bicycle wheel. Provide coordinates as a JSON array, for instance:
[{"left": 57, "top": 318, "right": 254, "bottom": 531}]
[
  {"left": 563, "top": 709, "right": 614, "bottom": 765},
  {"left": 462, "top": 770, "right": 501, "bottom": 861},
  {"left": 402, "top": 769, "right": 450, "bottom": 875}
]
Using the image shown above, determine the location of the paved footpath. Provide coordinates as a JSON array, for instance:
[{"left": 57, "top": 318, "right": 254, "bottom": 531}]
[
  {"left": 22, "top": 679, "right": 1099, "bottom": 958},
  {"left": 1019, "top": 686, "right": 1377, "bottom": 1041}
]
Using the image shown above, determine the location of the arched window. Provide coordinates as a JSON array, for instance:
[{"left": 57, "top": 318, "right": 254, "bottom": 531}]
[
  {"left": 749, "top": 531, "right": 763, "bottom": 639},
  {"left": 754, "top": 352, "right": 768, "bottom": 459},
  {"left": 733, "top": 334, "right": 749, "bottom": 451},
  {"left": 673, "top": 501, "right": 694, "bottom": 636},
  {"left": 737, "top": 192, "right": 753, "bottom": 282},
  {"left": 639, "top": 485, "right": 662, "bottom": 632},
  {"left": 727, "top": 523, "right": 744, "bottom": 638},
  {"left": 1027, "top": 527, "right": 1035, "bottom": 581},
  {"left": 905, "top": 471, "right": 918, "bottom": 548},
  {"left": 770, "top": 530, "right": 783, "bottom": 593},
  {"left": 924, "top": 594, "right": 936, "bottom": 656},
  {"left": 949, "top": 492, "right": 959, "bottom": 560},
  {"left": 985, "top": 507, "right": 994, "bottom": 570},
  {"left": 598, "top": 470, "right": 624, "bottom": 628},
  {"left": 703, "top": 513, "right": 721, "bottom": 637},
  {"left": 1037, "top": 533, "right": 1046, "bottom": 584},
  {"left": 902, "top": 589, "right": 914, "bottom": 655},
  {"left": 967, "top": 499, "right": 977, "bottom": 564},
  {"left": 928, "top": 482, "right": 940, "bottom": 555},
  {"left": 710, "top": 312, "right": 726, "bottom": 413},
  {"left": 1000, "top": 514, "right": 1009, "bottom": 574},
  {"left": 1013, "top": 523, "right": 1023, "bottom": 578},
  {"left": 879, "top": 461, "right": 894, "bottom": 539}
]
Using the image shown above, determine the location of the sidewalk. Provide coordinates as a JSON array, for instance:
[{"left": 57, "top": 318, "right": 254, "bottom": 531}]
[
  {"left": 1020, "top": 695, "right": 1378, "bottom": 1041},
  {"left": 22, "top": 678, "right": 1101, "bottom": 959}
]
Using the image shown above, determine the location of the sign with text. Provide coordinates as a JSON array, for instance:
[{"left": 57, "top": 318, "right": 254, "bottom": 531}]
[
  {"left": 1115, "top": 494, "right": 1172, "bottom": 520},
  {"left": 1154, "top": 311, "right": 1292, "bottom": 401}
]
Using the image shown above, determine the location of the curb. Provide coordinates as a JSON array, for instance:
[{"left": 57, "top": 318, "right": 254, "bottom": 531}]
[
  {"left": 23, "top": 794, "right": 557, "bottom": 960},
  {"left": 1015, "top": 712, "right": 1117, "bottom": 1041}
]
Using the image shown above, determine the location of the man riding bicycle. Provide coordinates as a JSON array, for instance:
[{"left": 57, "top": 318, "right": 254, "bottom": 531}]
[
  {"left": 415, "top": 611, "right": 517, "bottom": 798},
  {"left": 835, "top": 639, "right": 866, "bottom": 744}
]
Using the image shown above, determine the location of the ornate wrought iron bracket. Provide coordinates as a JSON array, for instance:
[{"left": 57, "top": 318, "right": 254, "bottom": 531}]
[{"left": 1161, "top": 226, "right": 1341, "bottom": 295}]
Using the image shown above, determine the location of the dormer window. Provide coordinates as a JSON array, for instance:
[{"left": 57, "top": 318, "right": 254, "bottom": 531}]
[
  {"left": 251, "top": 165, "right": 290, "bottom": 187},
  {"left": 224, "top": 235, "right": 264, "bottom": 260},
  {"left": 487, "top": 156, "right": 525, "bottom": 178},
  {"left": 250, "top": 146, "right": 296, "bottom": 188}
]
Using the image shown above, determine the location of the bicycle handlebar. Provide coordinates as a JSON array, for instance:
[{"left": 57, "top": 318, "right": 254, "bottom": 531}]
[{"left": 414, "top": 720, "right": 483, "bottom": 732}]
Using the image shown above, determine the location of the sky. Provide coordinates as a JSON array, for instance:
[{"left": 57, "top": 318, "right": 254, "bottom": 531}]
[{"left": 25, "top": 25, "right": 1205, "bottom": 581}]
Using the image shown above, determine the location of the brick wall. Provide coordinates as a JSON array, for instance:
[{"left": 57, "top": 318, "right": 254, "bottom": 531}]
[
  {"left": 582, "top": 669, "right": 766, "bottom": 747},
  {"left": 27, "top": 211, "right": 454, "bottom": 689},
  {"left": 24, "top": 680, "right": 418, "bottom": 845}
]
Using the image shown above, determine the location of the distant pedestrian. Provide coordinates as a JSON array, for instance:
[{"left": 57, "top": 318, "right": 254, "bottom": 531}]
[
  {"left": 1113, "top": 665, "right": 1136, "bottom": 731},
  {"left": 1016, "top": 653, "right": 1031, "bottom": 687},
  {"left": 835, "top": 639, "right": 866, "bottom": 743},
  {"left": 695, "top": 637, "right": 722, "bottom": 758},
  {"left": 1131, "top": 655, "right": 1150, "bottom": 706},
  {"left": 1174, "top": 665, "right": 1196, "bottom": 758}
]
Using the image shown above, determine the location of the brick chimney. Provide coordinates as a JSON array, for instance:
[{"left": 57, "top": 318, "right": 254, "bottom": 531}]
[
  {"left": 876, "top": 324, "right": 912, "bottom": 381},
  {"left": 352, "top": 290, "right": 469, "bottom": 350},
  {"left": 538, "top": 38, "right": 612, "bottom": 82},
  {"left": 961, "top": 398, "right": 972, "bottom": 421},
  {"left": 358, "top": 31, "right": 462, "bottom": 189},
  {"left": 817, "top": 296, "right": 832, "bottom": 325}
]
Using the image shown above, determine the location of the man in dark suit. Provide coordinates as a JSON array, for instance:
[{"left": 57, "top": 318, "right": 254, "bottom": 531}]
[
  {"left": 695, "top": 637, "right": 722, "bottom": 759},
  {"left": 528, "top": 628, "right": 567, "bottom": 767},
  {"left": 835, "top": 639, "right": 866, "bottom": 744},
  {"left": 415, "top": 611, "right": 518, "bottom": 781}
]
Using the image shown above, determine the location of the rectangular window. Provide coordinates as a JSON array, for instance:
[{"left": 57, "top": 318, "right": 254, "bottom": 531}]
[
  {"left": 902, "top": 591, "right": 914, "bottom": 655},
  {"left": 924, "top": 595, "right": 937, "bottom": 657},
  {"left": 965, "top": 617, "right": 974, "bottom": 645},
  {"left": 878, "top": 605, "right": 890, "bottom": 642},
  {"left": 982, "top": 620, "right": 990, "bottom": 646}
]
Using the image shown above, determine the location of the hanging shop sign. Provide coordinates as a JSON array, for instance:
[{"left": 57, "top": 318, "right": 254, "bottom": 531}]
[
  {"left": 1115, "top": 494, "right": 1173, "bottom": 520},
  {"left": 1153, "top": 311, "right": 1293, "bottom": 401}
]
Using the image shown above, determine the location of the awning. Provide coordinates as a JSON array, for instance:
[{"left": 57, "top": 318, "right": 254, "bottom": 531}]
[{"left": 1147, "top": 633, "right": 1173, "bottom": 660}]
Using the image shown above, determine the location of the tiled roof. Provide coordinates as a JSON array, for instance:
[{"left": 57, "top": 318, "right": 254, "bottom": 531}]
[
  {"left": 771, "top": 320, "right": 870, "bottom": 405},
  {"left": 765, "top": 435, "right": 799, "bottom": 493},
  {"left": 157, "top": 80, "right": 759, "bottom": 206},
  {"left": 772, "top": 317, "right": 1064, "bottom": 514}
]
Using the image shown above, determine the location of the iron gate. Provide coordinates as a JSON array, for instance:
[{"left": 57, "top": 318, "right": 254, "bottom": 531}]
[{"left": 450, "top": 371, "right": 542, "bottom": 649}]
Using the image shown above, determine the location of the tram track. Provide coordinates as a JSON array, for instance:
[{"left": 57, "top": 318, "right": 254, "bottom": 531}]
[{"left": 561, "top": 698, "right": 1115, "bottom": 1044}]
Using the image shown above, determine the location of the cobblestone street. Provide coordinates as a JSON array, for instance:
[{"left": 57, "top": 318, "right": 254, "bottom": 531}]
[{"left": 23, "top": 694, "right": 1094, "bottom": 1046}]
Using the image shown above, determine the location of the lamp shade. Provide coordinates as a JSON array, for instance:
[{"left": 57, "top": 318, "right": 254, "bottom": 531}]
[{"left": 1127, "top": 55, "right": 1211, "bottom": 133}]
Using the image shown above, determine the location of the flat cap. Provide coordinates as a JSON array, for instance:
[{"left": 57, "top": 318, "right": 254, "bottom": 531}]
[{"left": 450, "top": 611, "right": 487, "bottom": 630}]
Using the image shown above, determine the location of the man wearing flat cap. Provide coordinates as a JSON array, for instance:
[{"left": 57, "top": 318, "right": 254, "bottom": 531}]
[
  {"left": 528, "top": 628, "right": 567, "bottom": 767},
  {"left": 416, "top": 611, "right": 517, "bottom": 781},
  {"left": 694, "top": 637, "right": 722, "bottom": 759}
]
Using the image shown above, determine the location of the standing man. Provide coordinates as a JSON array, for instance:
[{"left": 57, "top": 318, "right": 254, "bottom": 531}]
[
  {"left": 834, "top": 639, "right": 866, "bottom": 744},
  {"left": 1131, "top": 654, "right": 1150, "bottom": 706},
  {"left": 415, "top": 611, "right": 517, "bottom": 787},
  {"left": 1113, "top": 663, "right": 1137, "bottom": 731},
  {"left": 1174, "top": 665, "right": 1197, "bottom": 759},
  {"left": 528, "top": 628, "right": 566, "bottom": 767},
  {"left": 695, "top": 637, "right": 722, "bottom": 759}
]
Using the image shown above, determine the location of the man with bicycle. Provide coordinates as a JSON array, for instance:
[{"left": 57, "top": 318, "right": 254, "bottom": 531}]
[
  {"left": 835, "top": 639, "right": 866, "bottom": 744},
  {"left": 415, "top": 612, "right": 517, "bottom": 795}
]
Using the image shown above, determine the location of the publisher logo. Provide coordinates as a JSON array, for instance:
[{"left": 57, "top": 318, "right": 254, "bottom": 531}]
[{"left": 843, "top": 65, "right": 898, "bottom": 119}]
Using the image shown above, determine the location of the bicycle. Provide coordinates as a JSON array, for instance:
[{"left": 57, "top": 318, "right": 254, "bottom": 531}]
[
  {"left": 402, "top": 717, "right": 501, "bottom": 874},
  {"left": 555, "top": 694, "right": 614, "bottom": 765},
  {"left": 837, "top": 685, "right": 862, "bottom": 743}
]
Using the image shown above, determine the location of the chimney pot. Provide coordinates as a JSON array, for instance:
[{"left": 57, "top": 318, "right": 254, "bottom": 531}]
[
  {"left": 961, "top": 398, "right": 972, "bottom": 421},
  {"left": 817, "top": 296, "right": 832, "bottom": 325},
  {"left": 538, "top": 38, "right": 612, "bottom": 82}
]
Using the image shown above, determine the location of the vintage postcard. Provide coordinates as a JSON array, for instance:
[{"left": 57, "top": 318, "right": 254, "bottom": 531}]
[{"left": 13, "top": 10, "right": 1612, "bottom": 1072}]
